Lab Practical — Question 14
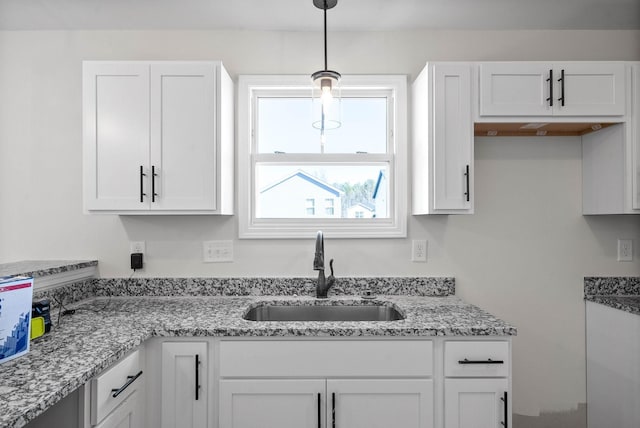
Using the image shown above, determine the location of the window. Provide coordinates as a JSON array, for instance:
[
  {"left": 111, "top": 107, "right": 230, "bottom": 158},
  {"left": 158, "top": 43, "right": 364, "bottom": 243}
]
[
  {"left": 306, "top": 198, "right": 315, "bottom": 216},
  {"left": 325, "top": 199, "right": 335, "bottom": 216},
  {"left": 238, "top": 75, "right": 407, "bottom": 238}
]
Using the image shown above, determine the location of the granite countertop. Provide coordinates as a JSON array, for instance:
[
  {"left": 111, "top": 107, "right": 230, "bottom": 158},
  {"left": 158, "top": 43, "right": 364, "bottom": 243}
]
[
  {"left": 584, "top": 277, "right": 640, "bottom": 316},
  {"left": 0, "top": 294, "right": 516, "bottom": 428},
  {"left": 0, "top": 260, "right": 98, "bottom": 279}
]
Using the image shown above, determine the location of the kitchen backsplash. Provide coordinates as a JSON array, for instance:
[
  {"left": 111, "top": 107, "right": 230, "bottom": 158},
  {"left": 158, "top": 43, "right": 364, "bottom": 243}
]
[{"left": 93, "top": 276, "right": 455, "bottom": 297}]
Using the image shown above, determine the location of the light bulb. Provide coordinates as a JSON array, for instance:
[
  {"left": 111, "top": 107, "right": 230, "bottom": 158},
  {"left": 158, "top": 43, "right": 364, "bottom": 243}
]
[{"left": 320, "top": 78, "right": 333, "bottom": 107}]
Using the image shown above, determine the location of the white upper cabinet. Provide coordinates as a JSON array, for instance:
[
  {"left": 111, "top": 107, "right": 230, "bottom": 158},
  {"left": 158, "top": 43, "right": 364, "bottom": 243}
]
[
  {"left": 582, "top": 63, "right": 639, "bottom": 215},
  {"left": 412, "top": 63, "right": 473, "bottom": 214},
  {"left": 83, "top": 61, "right": 233, "bottom": 215},
  {"left": 479, "top": 62, "right": 626, "bottom": 117},
  {"left": 83, "top": 63, "right": 150, "bottom": 211}
]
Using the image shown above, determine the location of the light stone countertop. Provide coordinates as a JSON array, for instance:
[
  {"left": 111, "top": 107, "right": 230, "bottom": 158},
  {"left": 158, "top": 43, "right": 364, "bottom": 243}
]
[
  {"left": 0, "top": 260, "right": 98, "bottom": 279},
  {"left": 0, "top": 294, "right": 516, "bottom": 428},
  {"left": 584, "top": 276, "right": 640, "bottom": 316}
]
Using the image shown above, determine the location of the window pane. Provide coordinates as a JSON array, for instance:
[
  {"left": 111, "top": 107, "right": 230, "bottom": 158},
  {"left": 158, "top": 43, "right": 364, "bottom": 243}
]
[
  {"left": 256, "top": 164, "right": 389, "bottom": 219},
  {"left": 257, "top": 97, "right": 387, "bottom": 154}
]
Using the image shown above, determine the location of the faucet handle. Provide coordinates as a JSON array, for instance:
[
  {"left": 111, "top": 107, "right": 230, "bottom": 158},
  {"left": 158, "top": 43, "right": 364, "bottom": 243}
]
[{"left": 326, "top": 259, "right": 336, "bottom": 290}]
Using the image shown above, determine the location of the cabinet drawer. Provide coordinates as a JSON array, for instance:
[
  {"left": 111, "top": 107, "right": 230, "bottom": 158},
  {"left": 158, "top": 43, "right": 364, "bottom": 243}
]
[
  {"left": 91, "top": 349, "right": 144, "bottom": 425},
  {"left": 220, "top": 340, "right": 433, "bottom": 377},
  {"left": 445, "top": 341, "right": 509, "bottom": 377}
]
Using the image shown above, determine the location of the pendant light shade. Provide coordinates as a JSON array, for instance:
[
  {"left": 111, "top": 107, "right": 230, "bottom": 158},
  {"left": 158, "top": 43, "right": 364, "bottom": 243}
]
[{"left": 311, "top": 0, "right": 341, "bottom": 136}]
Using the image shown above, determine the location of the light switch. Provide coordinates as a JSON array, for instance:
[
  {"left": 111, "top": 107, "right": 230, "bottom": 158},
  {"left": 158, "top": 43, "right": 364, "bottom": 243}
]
[{"left": 203, "top": 240, "right": 234, "bottom": 263}]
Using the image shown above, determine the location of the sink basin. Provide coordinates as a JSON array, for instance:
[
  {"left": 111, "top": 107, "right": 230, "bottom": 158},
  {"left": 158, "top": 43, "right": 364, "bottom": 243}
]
[{"left": 243, "top": 303, "right": 405, "bottom": 322}]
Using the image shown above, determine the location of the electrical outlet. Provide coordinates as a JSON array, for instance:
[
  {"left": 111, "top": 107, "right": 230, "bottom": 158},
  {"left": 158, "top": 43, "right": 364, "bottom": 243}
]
[
  {"left": 617, "top": 239, "right": 633, "bottom": 262},
  {"left": 129, "top": 241, "right": 145, "bottom": 255},
  {"left": 203, "top": 240, "right": 234, "bottom": 263},
  {"left": 412, "top": 239, "right": 427, "bottom": 262}
]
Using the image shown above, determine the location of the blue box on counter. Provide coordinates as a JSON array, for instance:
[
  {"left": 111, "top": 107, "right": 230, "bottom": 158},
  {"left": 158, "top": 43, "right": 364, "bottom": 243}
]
[{"left": 0, "top": 276, "right": 33, "bottom": 364}]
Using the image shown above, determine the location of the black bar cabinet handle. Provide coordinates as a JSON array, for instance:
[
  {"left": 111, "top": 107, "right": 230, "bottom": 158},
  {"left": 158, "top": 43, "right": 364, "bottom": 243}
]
[
  {"left": 111, "top": 370, "right": 143, "bottom": 398},
  {"left": 546, "top": 69, "right": 553, "bottom": 107},
  {"left": 501, "top": 391, "right": 508, "bottom": 428},
  {"left": 151, "top": 165, "right": 158, "bottom": 203},
  {"left": 558, "top": 69, "right": 565, "bottom": 106},
  {"left": 317, "top": 393, "right": 321, "bottom": 428},
  {"left": 195, "top": 354, "right": 200, "bottom": 400},
  {"left": 332, "top": 392, "right": 336, "bottom": 428},
  {"left": 139, "top": 166, "right": 146, "bottom": 203},
  {"left": 464, "top": 165, "right": 470, "bottom": 202},
  {"left": 458, "top": 358, "right": 504, "bottom": 365}
]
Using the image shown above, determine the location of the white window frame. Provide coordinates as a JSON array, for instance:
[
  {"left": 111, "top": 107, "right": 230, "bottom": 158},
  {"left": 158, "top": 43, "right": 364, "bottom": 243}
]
[{"left": 238, "top": 74, "right": 407, "bottom": 239}]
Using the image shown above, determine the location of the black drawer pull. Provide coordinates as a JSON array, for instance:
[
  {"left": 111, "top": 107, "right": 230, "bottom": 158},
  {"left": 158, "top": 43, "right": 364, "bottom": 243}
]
[
  {"left": 111, "top": 370, "right": 143, "bottom": 398},
  {"left": 139, "top": 166, "right": 146, "bottom": 203},
  {"left": 463, "top": 164, "right": 470, "bottom": 202},
  {"left": 195, "top": 354, "right": 201, "bottom": 400},
  {"left": 546, "top": 69, "right": 553, "bottom": 107},
  {"left": 332, "top": 392, "right": 336, "bottom": 428},
  {"left": 317, "top": 393, "right": 321, "bottom": 428},
  {"left": 151, "top": 165, "right": 158, "bottom": 203},
  {"left": 458, "top": 358, "right": 504, "bottom": 365},
  {"left": 501, "top": 391, "right": 508, "bottom": 428},
  {"left": 558, "top": 69, "right": 565, "bottom": 106}
]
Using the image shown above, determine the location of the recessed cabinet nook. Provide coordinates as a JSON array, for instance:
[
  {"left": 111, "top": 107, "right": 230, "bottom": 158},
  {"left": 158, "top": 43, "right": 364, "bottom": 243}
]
[
  {"left": 82, "top": 61, "right": 234, "bottom": 215},
  {"left": 77, "top": 337, "right": 511, "bottom": 428},
  {"left": 412, "top": 61, "right": 640, "bottom": 215}
]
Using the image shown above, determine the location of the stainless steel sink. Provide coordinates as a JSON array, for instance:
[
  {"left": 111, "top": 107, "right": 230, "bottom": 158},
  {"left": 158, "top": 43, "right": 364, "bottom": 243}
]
[{"left": 243, "top": 303, "right": 405, "bottom": 322}]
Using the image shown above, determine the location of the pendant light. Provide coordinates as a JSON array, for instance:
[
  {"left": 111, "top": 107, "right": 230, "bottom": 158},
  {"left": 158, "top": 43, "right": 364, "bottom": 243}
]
[{"left": 311, "top": 0, "right": 341, "bottom": 145}]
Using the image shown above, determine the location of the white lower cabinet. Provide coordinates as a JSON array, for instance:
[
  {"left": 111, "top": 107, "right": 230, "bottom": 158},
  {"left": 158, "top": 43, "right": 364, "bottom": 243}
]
[
  {"left": 95, "top": 389, "right": 142, "bottom": 428},
  {"left": 586, "top": 301, "right": 640, "bottom": 428},
  {"left": 329, "top": 379, "right": 433, "bottom": 428},
  {"left": 146, "top": 337, "right": 510, "bottom": 428},
  {"left": 219, "top": 379, "right": 325, "bottom": 428},
  {"left": 218, "top": 339, "right": 435, "bottom": 428},
  {"left": 443, "top": 341, "right": 511, "bottom": 428},
  {"left": 219, "top": 378, "right": 433, "bottom": 428},
  {"left": 89, "top": 349, "right": 145, "bottom": 428},
  {"left": 161, "top": 341, "right": 208, "bottom": 428},
  {"left": 444, "top": 379, "right": 508, "bottom": 428}
]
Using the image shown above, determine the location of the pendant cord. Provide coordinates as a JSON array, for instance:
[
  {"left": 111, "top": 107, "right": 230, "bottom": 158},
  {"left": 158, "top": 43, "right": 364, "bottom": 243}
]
[{"left": 323, "top": 0, "right": 328, "bottom": 71}]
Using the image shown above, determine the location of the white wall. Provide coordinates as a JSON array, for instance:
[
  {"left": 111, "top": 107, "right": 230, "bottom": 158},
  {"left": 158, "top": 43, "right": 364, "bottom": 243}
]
[{"left": 0, "top": 29, "right": 639, "bottom": 420}]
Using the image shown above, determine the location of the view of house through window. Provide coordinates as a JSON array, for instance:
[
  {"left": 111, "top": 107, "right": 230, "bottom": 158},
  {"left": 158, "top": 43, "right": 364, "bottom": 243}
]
[
  {"left": 255, "top": 94, "right": 391, "bottom": 220},
  {"left": 256, "top": 164, "right": 389, "bottom": 219}
]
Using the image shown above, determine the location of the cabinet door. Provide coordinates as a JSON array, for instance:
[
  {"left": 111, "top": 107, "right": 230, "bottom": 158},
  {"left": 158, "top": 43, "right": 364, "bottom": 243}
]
[
  {"left": 444, "top": 378, "right": 508, "bottom": 428},
  {"left": 219, "top": 379, "right": 325, "bottom": 428},
  {"left": 83, "top": 62, "right": 150, "bottom": 211},
  {"left": 161, "top": 342, "right": 208, "bottom": 428},
  {"left": 634, "top": 63, "right": 640, "bottom": 210},
  {"left": 479, "top": 63, "right": 552, "bottom": 116},
  {"left": 553, "top": 63, "right": 626, "bottom": 116},
  {"left": 150, "top": 63, "right": 217, "bottom": 211},
  {"left": 433, "top": 64, "right": 473, "bottom": 212},
  {"left": 327, "top": 379, "right": 433, "bottom": 428},
  {"left": 95, "top": 389, "right": 142, "bottom": 428},
  {"left": 587, "top": 301, "right": 640, "bottom": 428}
]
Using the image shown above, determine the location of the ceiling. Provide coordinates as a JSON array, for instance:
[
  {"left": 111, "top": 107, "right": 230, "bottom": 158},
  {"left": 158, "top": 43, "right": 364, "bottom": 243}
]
[{"left": 0, "top": 0, "right": 639, "bottom": 31}]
